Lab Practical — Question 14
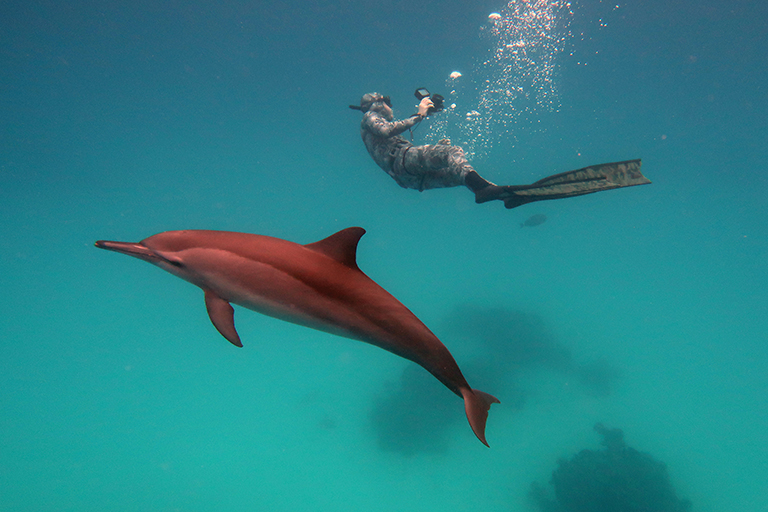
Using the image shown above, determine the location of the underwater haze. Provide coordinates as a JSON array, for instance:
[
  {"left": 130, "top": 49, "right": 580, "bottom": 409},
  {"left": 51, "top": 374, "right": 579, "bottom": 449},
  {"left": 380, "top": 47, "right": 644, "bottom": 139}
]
[{"left": 2, "top": 0, "right": 767, "bottom": 511}]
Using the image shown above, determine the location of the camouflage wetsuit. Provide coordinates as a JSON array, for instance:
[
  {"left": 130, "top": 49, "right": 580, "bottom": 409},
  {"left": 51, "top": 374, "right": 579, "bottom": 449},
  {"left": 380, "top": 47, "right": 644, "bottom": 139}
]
[
  {"left": 360, "top": 100, "right": 476, "bottom": 192},
  {"left": 353, "top": 92, "right": 651, "bottom": 207}
]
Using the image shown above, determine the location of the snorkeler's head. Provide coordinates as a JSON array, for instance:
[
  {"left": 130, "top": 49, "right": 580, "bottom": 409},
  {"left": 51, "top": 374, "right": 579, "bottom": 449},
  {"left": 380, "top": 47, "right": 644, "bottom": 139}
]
[{"left": 351, "top": 92, "right": 391, "bottom": 113}]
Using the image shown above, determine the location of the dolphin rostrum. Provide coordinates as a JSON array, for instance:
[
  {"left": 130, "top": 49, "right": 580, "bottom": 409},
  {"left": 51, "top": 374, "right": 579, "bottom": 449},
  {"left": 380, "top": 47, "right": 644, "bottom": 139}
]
[{"left": 95, "top": 227, "right": 499, "bottom": 446}]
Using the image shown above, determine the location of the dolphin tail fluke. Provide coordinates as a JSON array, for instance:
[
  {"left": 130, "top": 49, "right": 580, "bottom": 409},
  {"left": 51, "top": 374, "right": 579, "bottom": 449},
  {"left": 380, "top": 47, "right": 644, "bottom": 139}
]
[{"left": 461, "top": 388, "right": 500, "bottom": 447}]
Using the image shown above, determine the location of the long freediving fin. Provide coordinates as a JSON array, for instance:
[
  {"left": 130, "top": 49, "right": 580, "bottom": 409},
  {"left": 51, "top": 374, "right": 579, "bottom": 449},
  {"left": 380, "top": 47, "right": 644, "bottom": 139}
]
[{"left": 477, "top": 159, "right": 650, "bottom": 209}]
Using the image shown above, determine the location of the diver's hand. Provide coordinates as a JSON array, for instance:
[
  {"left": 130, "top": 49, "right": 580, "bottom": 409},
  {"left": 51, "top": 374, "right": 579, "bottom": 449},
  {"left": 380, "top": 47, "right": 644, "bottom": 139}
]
[{"left": 417, "top": 97, "right": 433, "bottom": 117}]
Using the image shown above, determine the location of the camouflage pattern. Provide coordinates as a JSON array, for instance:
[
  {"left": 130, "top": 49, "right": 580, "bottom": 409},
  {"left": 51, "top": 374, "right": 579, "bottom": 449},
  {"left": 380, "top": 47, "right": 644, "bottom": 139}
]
[
  {"left": 356, "top": 94, "right": 651, "bottom": 205},
  {"left": 360, "top": 108, "right": 474, "bottom": 191},
  {"left": 395, "top": 142, "right": 472, "bottom": 191}
]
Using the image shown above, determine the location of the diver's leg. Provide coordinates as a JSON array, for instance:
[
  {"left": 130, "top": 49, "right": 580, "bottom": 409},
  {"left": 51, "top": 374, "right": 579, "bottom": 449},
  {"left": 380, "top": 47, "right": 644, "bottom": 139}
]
[
  {"left": 467, "top": 171, "right": 520, "bottom": 206},
  {"left": 421, "top": 144, "right": 507, "bottom": 200},
  {"left": 400, "top": 144, "right": 515, "bottom": 203},
  {"left": 471, "top": 176, "right": 509, "bottom": 203},
  {"left": 465, "top": 170, "right": 495, "bottom": 192},
  {"left": 425, "top": 145, "right": 503, "bottom": 198},
  {"left": 401, "top": 145, "right": 469, "bottom": 191}
]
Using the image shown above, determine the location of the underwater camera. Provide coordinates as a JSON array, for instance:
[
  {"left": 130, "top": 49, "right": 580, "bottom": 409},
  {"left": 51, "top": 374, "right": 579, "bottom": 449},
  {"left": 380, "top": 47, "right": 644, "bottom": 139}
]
[{"left": 414, "top": 88, "right": 444, "bottom": 114}]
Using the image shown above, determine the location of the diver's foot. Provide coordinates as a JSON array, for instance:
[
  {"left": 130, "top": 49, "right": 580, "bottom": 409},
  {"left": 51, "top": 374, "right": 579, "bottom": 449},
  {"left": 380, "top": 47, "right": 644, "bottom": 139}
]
[
  {"left": 474, "top": 184, "right": 506, "bottom": 204},
  {"left": 467, "top": 171, "right": 501, "bottom": 202},
  {"left": 475, "top": 184, "right": 524, "bottom": 204},
  {"left": 503, "top": 195, "right": 528, "bottom": 209},
  {"left": 475, "top": 186, "right": 532, "bottom": 209}
]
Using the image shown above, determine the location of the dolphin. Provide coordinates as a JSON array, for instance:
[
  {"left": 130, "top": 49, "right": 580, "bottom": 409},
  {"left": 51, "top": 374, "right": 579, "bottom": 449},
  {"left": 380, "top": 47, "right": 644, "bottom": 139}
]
[{"left": 95, "top": 227, "right": 499, "bottom": 446}]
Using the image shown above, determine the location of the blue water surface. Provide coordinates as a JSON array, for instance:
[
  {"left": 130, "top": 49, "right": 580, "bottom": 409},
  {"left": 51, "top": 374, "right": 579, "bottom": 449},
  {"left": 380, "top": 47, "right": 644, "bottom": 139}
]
[{"left": 2, "top": 1, "right": 766, "bottom": 511}]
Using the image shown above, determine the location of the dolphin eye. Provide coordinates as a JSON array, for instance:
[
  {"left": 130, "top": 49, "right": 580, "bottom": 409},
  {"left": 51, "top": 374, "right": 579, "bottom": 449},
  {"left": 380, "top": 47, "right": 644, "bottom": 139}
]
[{"left": 160, "top": 254, "right": 185, "bottom": 268}]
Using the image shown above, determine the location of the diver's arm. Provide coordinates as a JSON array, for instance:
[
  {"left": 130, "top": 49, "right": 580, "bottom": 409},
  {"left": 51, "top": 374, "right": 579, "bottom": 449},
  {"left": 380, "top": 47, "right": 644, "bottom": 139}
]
[{"left": 362, "top": 111, "right": 421, "bottom": 138}]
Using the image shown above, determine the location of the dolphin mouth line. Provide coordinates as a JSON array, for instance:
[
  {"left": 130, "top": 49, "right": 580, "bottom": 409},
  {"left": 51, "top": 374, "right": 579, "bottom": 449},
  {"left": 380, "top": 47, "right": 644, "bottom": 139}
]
[{"left": 94, "top": 240, "right": 170, "bottom": 264}]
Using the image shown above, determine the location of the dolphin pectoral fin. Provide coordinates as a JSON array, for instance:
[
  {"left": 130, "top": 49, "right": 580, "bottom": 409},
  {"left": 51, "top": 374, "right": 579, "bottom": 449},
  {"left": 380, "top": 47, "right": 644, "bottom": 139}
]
[
  {"left": 461, "top": 388, "right": 500, "bottom": 447},
  {"left": 204, "top": 290, "right": 242, "bottom": 347}
]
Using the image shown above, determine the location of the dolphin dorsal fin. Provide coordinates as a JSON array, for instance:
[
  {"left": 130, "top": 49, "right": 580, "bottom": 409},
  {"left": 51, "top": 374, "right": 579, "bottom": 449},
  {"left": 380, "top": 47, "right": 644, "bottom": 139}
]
[{"left": 305, "top": 227, "right": 366, "bottom": 270}]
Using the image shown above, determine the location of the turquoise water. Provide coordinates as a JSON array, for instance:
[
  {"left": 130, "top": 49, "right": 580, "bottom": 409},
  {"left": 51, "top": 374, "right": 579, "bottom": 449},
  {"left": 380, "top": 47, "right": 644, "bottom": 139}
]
[{"left": 2, "top": 1, "right": 766, "bottom": 511}]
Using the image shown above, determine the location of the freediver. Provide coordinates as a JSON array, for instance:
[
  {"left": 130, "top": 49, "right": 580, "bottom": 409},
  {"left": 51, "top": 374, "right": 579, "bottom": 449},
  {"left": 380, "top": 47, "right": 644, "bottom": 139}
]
[{"left": 350, "top": 92, "right": 651, "bottom": 209}]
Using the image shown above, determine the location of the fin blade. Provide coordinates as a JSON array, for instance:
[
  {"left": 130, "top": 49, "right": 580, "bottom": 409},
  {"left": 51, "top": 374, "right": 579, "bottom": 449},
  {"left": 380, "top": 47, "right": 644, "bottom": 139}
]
[
  {"left": 304, "top": 227, "right": 366, "bottom": 270},
  {"left": 204, "top": 290, "right": 242, "bottom": 347},
  {"left": 530, "top": 159, "right": 649, "bottom": 188},
  {"left": 461, "top": 388, "right": 500, "bottom": 447},
  {"left": 501, "top": 159, "right": 650, "bottom": 209}
]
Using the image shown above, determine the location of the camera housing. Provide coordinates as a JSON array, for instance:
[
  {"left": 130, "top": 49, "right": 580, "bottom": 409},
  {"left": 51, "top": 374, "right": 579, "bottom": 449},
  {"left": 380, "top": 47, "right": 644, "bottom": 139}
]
[{"left": 414, "top": 88, "right": 444, "bottom": 114}]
